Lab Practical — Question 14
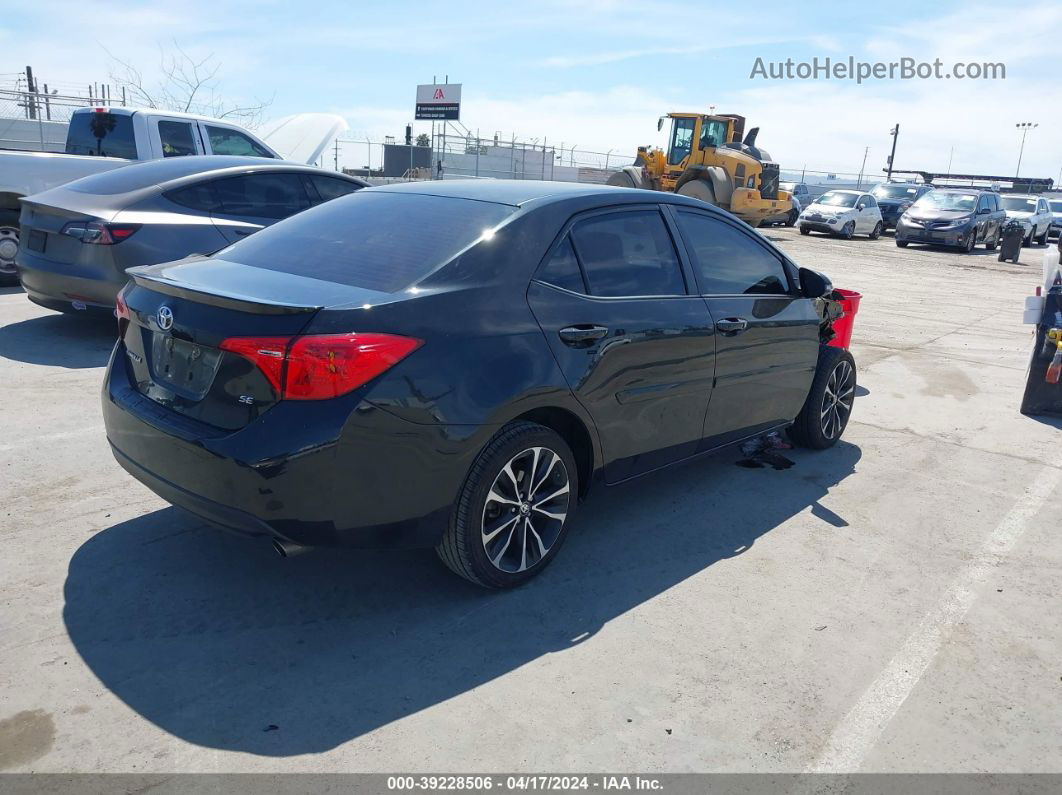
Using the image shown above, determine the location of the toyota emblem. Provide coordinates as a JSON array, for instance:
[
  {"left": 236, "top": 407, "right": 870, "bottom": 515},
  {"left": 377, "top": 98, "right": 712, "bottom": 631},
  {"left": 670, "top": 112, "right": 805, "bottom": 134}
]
[{"left": 156, "top": 305, "right": 174, "bottom": 331}]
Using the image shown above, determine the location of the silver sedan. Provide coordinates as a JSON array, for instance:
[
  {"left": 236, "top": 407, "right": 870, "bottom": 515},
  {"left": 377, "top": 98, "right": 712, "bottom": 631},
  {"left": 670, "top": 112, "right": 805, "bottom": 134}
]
[{"left": 15, "top": 156, "right": 368, "bottom": 313}]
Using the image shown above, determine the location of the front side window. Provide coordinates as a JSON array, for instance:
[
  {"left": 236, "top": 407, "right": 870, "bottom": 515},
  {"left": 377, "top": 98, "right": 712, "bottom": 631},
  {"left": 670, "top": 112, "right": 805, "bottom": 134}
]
[
  {"left": 158, "top": 121, "right": 198, "bottom": 157},
  {"left": 212, "top": 173, "right": 311, "bottom": 219},
  {"left": 861, "top": 195, "right": 876, "bottom": 207},
  {"left": 667, "top": 118, "right": 695, "bottom": 166},
  {"left": 571, "top": 210, "right": 686, "bottom": 297},
  {"left": 1050, "top": 201, "right": 1062, "bottom": 213},
  {"left": 677, "top": 211, "right": 789, "bottom": 296},
  {"left": 65, "top": 112, "right": 137, "bottom": 158},
  {"left": 977, "top": 195, "right": 992, "bottom": 212},
  {"left": 205, "top": 126, "right": 274, "bottom": 158}
]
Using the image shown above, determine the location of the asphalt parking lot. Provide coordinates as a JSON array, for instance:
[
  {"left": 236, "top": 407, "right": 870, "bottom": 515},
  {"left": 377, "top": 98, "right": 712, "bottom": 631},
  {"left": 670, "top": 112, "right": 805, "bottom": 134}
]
[{"left": 1, "top": 227, "right": 1060, "bottom": 774}]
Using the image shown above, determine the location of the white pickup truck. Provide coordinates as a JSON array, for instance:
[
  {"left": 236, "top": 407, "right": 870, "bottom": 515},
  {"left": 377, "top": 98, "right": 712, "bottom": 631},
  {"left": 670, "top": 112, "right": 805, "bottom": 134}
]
[{"left": 0, "top": 106, "right": 344, "bottom": 283}]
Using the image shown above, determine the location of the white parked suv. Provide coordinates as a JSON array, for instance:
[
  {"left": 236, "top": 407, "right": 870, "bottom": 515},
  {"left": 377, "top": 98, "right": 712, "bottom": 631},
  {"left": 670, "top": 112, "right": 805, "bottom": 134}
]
[
  {"left": 1000, "top": 194, "right": 1053, "bottom": 246},
  {"left": 798, "top": 189, "right": 884, "bottom": 240}
]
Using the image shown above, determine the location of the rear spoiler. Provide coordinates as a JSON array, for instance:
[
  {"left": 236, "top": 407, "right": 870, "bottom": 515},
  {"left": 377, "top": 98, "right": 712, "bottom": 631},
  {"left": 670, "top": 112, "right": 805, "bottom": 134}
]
[{"left": 130, "top": 272, "right": 322, "bottom": 315}]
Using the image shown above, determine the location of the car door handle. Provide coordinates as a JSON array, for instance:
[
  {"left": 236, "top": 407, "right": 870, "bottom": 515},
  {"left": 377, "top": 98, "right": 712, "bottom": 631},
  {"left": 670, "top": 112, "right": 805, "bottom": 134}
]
[
  {"left": 715, "top": 317, "right": 748, "bottom": 334},
  {"left": 558, "top": 325, "right": 609, "bottom": 345}
]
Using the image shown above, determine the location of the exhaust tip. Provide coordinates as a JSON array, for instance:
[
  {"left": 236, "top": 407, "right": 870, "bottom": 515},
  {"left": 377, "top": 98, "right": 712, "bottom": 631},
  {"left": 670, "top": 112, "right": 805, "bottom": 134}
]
[{"left": 271, "top": 538, "right": 307, "bottom": 558}]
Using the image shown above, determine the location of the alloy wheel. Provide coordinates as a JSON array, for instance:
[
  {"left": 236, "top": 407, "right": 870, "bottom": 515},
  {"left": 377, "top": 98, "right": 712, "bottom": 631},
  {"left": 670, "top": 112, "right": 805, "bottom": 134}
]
[
  {"left": 481, "top": 446, "right": 570, "bottom": 573},
  {"left": 0, "top": 226, "right": 18, "bottom": 275},
  {"left": 820, "top": 359, "right": 855, "bottom": 440}
]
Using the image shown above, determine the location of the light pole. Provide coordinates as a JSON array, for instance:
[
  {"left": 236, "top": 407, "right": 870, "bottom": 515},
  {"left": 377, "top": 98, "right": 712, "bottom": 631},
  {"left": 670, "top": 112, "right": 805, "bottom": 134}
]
[
  {"left": 886, "top": 124, "right": 899, "bottom": 180},
  {"left": 1015, "top": 122, "right": 1038, "bottom": 178}
]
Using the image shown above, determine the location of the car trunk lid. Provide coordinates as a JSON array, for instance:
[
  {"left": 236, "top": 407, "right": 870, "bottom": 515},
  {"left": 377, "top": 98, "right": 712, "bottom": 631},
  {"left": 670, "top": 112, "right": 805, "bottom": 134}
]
[{"left": 119, "top": 256, "right": 377, "bottom": 430}]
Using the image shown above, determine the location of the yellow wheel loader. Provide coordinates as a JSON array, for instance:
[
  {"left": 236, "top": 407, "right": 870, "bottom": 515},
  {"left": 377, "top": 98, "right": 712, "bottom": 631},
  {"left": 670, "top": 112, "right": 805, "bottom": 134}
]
[{"left": 607, "top": 112, "right": 790, "bottom": 226}]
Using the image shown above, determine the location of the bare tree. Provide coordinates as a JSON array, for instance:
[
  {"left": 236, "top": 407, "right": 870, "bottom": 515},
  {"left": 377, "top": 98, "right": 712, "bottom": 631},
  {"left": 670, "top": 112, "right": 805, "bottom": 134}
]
[{"left": 105, "top": 40, "right": 273, "bottom": 129}]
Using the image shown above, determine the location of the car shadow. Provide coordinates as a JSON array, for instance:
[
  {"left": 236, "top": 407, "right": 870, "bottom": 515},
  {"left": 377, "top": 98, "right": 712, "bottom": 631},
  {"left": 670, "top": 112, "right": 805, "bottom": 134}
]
[
  {"left": 63, "top": 441, "right": 861, "bottom": 757},
  {"left": 0, "top": 312, "right": 116, "bottom": 368},
  {"left": 0, "top": 284, "right": 24, "bottom": 295}
]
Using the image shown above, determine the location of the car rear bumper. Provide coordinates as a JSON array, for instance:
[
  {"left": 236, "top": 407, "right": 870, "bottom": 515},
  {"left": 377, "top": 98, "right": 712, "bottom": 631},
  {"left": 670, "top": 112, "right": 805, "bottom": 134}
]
[
  {"left": 17, "top": 249, "right": 126, "bottom": 310},
  {"left": 102, "top": 342, "right": 482, "bottom": 550}
]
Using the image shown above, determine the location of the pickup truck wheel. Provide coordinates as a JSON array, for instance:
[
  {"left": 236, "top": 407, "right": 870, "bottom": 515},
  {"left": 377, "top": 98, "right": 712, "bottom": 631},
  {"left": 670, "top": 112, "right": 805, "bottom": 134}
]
[
  {"left": 0, "top": 210, "right": 20, "bottom": 286},
  {"left": 437, "top": 421, "right": 578, "bottom": 589},
  {"left": 789, "top": 347, "right": 856, "bottom": 450}
]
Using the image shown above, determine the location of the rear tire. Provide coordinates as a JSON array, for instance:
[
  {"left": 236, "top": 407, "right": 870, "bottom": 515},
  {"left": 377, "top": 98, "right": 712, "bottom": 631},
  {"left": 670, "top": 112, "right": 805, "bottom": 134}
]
[
  {"left": 436, "top": 422, "right": 578, "bottom": 589},
  {"left": 1037, "top": 227, "right": 1049, "bottom": 245},
  {"left": 0, "top": 209, "right": 20, "bottom": 287},
  {"left": 799, "top": 226, "right": 811, "bottom": 236},
  {"left": 869, "top": 222, "right": 882, "bottom": 240},
  {"left": 789, "top": 347, "right": 856, "bottom": 450},
  {"left": 676, "top": 178, "right": 717, "bottom": 207}
]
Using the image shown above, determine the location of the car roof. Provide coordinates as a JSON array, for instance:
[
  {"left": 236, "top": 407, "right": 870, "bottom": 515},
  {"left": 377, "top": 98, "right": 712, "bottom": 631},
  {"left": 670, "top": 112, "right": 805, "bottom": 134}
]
[
  {"left": 27, "top": 157, "right": 366, "bottom": 212},
  {"left": 71, "top": 106, "right": 253, "bottom": 126},
  {"left": 371, "top": 179, "right": 704, "bottom": 208},
  {"left": 820, "top": 189, "right": 863, "bottom": 195}
]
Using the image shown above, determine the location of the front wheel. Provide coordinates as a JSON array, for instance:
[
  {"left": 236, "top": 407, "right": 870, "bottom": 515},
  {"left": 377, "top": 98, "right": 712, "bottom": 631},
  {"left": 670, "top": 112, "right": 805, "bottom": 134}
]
[
  {"left": 799, "top": 225, "right": 811, "bottom": 236},
  {"left": 868, "top": 222, "right": 882, "bottom": 240},
  {"left": 0, "top": 209, "right": 21, "bottom": 287},
  {"left": 437, "top": 422, "right": 578, "bottom": 588},
  {"left": 896, "top": 239, "right": 909, "bottom": 248},
  {"left": 789, "top": 347, "right": 856, "bottom": 449},
  {"left": 964, "top": 230, "right": 977, "bottom": 253},
  {"left": 840, "top": 221, "right": 855, "bottom": 240}
]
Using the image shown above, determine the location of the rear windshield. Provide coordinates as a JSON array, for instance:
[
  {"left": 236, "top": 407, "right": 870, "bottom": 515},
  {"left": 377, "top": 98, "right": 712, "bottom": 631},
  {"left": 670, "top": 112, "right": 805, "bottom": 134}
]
[
  {"left": 216, "top": 191, "right": 515, "bottom": 293},
  {"left": 65, "top": 112, "right": 138, "bottom": 159}
]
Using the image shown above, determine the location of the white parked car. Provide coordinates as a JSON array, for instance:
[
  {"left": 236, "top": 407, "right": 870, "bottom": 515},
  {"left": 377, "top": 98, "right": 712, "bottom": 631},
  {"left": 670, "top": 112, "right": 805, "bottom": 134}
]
[
  {"left": 1049, "top": 199, "right": 1062, "bottom": 240},
  {"left": 1000, "top": 194, "right": 1052, "bottom": 246},
  {"left": 798, "top": 189, "right": 884, "bottom": 240}
]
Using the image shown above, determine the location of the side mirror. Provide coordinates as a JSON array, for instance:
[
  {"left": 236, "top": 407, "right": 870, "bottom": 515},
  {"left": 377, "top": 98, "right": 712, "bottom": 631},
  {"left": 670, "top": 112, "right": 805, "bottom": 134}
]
[
  {"left": 856, "top": 203, "right": 865, "bottom": 210},
  {"left": 657, "top": 117, "right": 665, "bottom": 132},
  {"left": 977, "top": 207, "right": 990, "bottom": 215},
  {"left": 799, "top": 267, "right": 833, "bottom": 299}
]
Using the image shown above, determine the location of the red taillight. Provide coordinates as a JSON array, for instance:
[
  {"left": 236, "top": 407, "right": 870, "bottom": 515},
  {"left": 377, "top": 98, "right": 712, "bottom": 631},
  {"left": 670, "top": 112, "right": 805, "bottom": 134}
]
[
  {"left": 60, "top": 221, "right": 141, "bottom": 245},
  {"left": 219, "top": 333, "right": 421, "bottom": 401}
]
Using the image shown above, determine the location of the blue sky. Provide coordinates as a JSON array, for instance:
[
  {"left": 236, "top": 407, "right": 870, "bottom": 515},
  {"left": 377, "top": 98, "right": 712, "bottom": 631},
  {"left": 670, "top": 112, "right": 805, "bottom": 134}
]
[{"left": 4, "top": 0, "right": 1060, "bottom": 180}]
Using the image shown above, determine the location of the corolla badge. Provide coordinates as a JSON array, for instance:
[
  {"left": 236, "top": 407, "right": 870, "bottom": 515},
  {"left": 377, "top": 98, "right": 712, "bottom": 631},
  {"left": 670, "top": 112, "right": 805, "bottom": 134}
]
[{"left": 156, "top": 305, "right": 174, "bottom": 331}]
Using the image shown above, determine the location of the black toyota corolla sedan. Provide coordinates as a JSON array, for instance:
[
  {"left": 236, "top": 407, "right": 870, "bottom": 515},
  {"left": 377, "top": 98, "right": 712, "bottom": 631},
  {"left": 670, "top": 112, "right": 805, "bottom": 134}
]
[{"left": 103, "top": 180, "right": 855, "bottom": 588}]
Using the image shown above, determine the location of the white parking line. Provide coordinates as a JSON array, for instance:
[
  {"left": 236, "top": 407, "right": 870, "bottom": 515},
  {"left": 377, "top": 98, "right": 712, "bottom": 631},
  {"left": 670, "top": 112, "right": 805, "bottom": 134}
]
[
  {"left": 808, "top": 462, "right": 1062, "bottom": 772},
  {"left": 0, "top": 425, "right": 105, "bottom": 453}
]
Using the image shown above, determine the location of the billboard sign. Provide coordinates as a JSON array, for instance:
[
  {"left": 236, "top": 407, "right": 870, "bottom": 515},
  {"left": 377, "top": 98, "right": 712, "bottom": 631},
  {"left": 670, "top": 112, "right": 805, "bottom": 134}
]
[{"left": 415, "top": 83, "right": 461, "bottom": 121}]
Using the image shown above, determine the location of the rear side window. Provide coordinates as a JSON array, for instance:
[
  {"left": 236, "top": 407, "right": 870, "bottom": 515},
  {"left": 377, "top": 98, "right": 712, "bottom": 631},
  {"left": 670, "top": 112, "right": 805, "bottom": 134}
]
[
  {"left": 213, "top": 173, "right": 311, "bottom": 219},
  {"left": 165, "top": 182, "right": 221, "bottom": 212},
  {"left": 307, "top": 175, "right": 363, "bottom": 204},
  {"left": 217, "top": 191, "right": 515, "bottom": 293},
  {"left": 535, "top": 237, "right": 586, "bottom": 293},
  {"left": 158, "top": 121, "right": 198, "bottom": 157},
  {"left": 205, "top": 126, "right": 274, "bottom": 158},
  {"left": 65, "top": 112, "right": 137, "bottom": 158},
  {"left": 677, "top": 211, "right": 790, "bottom": 296},
  {"left": 570, "top": 210, "right": 686, "bottom": 297}
]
